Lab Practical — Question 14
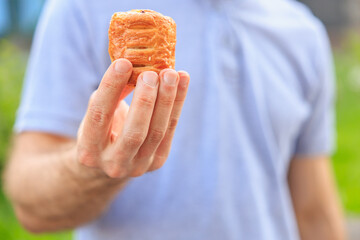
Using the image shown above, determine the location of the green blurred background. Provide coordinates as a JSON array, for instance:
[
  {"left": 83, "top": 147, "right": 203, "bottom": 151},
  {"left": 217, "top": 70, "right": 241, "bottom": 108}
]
[{"left": 0, "top": 0, "right": 360, "bottom": 239}]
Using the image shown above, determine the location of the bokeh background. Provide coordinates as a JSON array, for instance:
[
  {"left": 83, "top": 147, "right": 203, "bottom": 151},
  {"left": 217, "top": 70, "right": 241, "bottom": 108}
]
[{"left": 0, "top": 0, "right": 359, "bottom": 239}]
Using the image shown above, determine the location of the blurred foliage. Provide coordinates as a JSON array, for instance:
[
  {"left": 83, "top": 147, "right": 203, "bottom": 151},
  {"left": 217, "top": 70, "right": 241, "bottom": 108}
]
[
  {"left": 0, "top": 188, "right": 72, "bottom": 240},
  {"left": 0, "top": 39, "right": 26, "bottom": 171},
  {"left": 333, "top": 33, "right": 360, "bottom": 214},
  {"left": 0, "top": 32, "right": 359, "bottom": 239}
]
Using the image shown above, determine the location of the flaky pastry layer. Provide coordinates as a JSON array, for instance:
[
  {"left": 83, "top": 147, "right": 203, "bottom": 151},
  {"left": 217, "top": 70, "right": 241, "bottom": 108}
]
[{"left": 108, "top": 9, "right": 176, "bottom": 86}]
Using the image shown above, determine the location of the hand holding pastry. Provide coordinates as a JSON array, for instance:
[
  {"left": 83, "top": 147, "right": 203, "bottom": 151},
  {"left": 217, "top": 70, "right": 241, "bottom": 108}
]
[
  {"left": 76, "top": 10, "right": 189, "bottom": 178},
  {"left": 77, "top": 59, "right": 189, "bottom": 178}
]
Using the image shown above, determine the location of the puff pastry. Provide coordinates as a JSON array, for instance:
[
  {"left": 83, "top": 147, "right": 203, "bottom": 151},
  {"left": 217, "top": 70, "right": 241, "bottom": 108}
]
[{"left": 108, "top": 9, "right": 176, "bottom": 86}]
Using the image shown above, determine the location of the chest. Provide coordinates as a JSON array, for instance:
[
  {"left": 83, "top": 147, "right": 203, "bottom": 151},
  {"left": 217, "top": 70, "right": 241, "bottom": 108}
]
[{"left": 91, "top": 1, "right": 312, "bottom": 161}]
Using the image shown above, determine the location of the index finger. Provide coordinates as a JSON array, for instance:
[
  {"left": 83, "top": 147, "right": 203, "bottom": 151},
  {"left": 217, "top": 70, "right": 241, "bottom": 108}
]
[{"left": 81, "top": 59, "right": 133, "bottom": 148}]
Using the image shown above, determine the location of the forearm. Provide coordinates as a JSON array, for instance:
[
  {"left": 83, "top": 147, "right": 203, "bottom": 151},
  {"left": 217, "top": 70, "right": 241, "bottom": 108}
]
[
  {"left": 296, "top": 208, "right": 345, "bottom": 240},
  {"left": 289, "top": 156, "right": 346, "bottom": 240},
  {"left": 4, "top": 142, "right": 127, "bottom": 232}
]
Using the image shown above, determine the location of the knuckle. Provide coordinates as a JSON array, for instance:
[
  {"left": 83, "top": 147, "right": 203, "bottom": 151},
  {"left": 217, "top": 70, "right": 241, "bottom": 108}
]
[
  {"left": 123, "top": 131, "right": 146, "bottom": 148},
  {"left": 88, "top": 105, "right": 111, "bottom": 127},
  {"left": 130, "top": 167, "right": 147, "bottom": 177},
  {"left": 168, "top": 117, "right": 179, "bottom": 131},
  {"left": 136, "top": 95, "right": 155, "bottom": 107},
  {"left": 77, "top": 148, "right": 97, "bottom": 167},
  {"left": 104, "top": 165, "right": 127, "bottom": 179},
  {"left": 149, "top": 158, "right": 166, "bottom": 172},
  {"left": 159, "top": 96, "right": 174, "bottom": 108},
  {"left": 174, "top": 96, "right": 186, "bottom": 104},
  {"left": 162, "top": 83, "right": 176, "bottom": 92},
  {"left": 102, "top": 79, "right": 118, "bottom": 91},
  {"left": 148, "top": 128, "right": 166, "bottom": 143}
]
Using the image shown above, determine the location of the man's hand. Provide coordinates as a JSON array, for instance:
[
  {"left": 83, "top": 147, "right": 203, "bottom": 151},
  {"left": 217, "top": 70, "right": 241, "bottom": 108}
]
[
  {"left": 4, "top": 59, "right": 190, "bottom": 233},
  {"left": 76, "top": 58, "right": 190, "bottom": 178}
]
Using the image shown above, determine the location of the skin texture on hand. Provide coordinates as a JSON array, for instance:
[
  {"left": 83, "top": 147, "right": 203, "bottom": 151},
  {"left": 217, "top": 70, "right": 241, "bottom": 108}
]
[
  {"left": 77, "top": 58, "right": 189, "bottom": 178},
  {"left": 3, "top": 59, "right": 190, "bottom": 233}
]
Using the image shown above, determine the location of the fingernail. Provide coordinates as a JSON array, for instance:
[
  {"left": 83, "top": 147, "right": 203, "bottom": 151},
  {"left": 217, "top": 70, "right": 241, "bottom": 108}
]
[
  {"left": 164, "top": 70, "right": 177, "bottom": 86},
  {"left": 142, "top": 71, "right": 158, "bottom": 87},
  {"left": 179, "top": 74, "right": 189, "bottom": 88},
  {"left": 115, "top": 59, "right": 131, "bottom": 73}
]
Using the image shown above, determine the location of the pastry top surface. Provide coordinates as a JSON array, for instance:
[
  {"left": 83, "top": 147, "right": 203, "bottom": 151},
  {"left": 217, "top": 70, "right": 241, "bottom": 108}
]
[{"left": 108, "top": 9, "right": 176, "bottom": 85}]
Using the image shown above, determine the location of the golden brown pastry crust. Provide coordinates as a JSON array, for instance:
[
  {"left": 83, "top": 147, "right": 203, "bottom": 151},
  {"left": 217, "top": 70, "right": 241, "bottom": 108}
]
[{"left": 108, "top": 9, "right": 176, "bottom": 86}]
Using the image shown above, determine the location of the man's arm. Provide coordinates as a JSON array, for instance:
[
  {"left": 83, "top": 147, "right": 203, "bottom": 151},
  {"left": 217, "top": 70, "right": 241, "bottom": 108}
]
[
  {"left": 288, "top": 156, "right": 346, "bottom": 240},
  {"left": 3, "top": 59, "right": 190, "bottom": 233},
  {"left": 4, "top": 132, "right": 124, "bottom": 233}
]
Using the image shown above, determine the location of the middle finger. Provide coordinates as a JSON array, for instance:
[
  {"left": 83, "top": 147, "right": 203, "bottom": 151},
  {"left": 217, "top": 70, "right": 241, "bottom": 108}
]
[{"left": 131, "top": 69, "right": 179, "bottom": 177}]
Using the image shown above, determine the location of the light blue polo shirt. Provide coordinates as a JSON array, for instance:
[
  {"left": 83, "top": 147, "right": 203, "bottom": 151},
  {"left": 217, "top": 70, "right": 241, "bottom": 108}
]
[{"left": 15, "top": 0, "right": 335, "bottom": 239}]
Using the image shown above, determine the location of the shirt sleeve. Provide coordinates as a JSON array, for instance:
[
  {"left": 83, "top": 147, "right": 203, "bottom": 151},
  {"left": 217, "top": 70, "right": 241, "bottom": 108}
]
[
  {"left": 294, "top": 24, "right": 336, "bottom": 156},
  {"left": 14, "top": 0, "right": 99, "bottom": 138}
]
